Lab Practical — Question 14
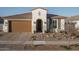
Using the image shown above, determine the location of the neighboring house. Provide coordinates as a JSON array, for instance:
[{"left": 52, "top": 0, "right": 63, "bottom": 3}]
[
  {"left": 2, "top": 8, "right": 66, "bottom": 33},
  {"left": 66, "top": 16, "right": 79, "bottom": 32},
  {"left": 0, "top": 17, "right": 4, "bottom": 31}
]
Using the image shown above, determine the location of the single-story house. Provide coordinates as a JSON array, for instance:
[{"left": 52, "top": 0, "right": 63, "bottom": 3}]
[{"left": 2, "top": 8, "right": 67, "bottom": 33}]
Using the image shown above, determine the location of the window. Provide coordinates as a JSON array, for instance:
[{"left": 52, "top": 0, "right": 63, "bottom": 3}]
[
  {"left": 0, "top": 18, "right": 4, "bottom": 24},
  {"left": 52, "top": 20, "right": 57, "bottom": 28},
  {"left": 4, "top": 21, "right": 9, "bottom": 26}
]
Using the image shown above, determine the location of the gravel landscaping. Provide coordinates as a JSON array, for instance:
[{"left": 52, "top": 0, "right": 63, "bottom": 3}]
[{"left": 0, "top": 32, "right": 79, "bottom": 50}]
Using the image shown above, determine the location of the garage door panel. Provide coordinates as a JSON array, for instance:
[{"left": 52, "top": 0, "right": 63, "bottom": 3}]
[
  {"left": 27, "top": 21, "right": 31, "bottom": 32},
  {"left": 11, "top": 20, "right": 31, "bottom": 32}
]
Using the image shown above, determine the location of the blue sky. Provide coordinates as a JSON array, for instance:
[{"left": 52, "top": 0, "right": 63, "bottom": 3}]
[{"left": 0, "top": 7, "right": 79, "bottom": 17}]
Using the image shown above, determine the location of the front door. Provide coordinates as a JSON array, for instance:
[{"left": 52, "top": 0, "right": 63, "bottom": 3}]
[{"left": 36, "top": 19, "right": 42, "bottom": 32}]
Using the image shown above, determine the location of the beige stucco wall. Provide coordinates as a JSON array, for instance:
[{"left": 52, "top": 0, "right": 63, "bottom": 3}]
[
  {"left": 3, "top": 19, "right": 9, "bottom": 32},
  {"left": 60, "top": 19, "right": 65, "bottom": 31},
  {"left": 71, "top": 21, "right": 79, "bottom": 29}
]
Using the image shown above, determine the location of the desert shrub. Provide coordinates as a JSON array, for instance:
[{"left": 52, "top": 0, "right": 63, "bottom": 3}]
[
  {"left": 0, "top": 30, "right": 2, "bottom": 32},
  {"left": 60, "top": 45, "right": 72, "bottom": 50},
  {"left": 74, "top": 44, "right": 79, "bottom": 47},
  {"left": 75, "top": 35, "right": 79, "bottom": 38},
  {"left": 0, "top": 34, "right": 3, "bottom": 36},
  {"left": 70, "top": 44, "right": 79, "bottom": 47},
  {"left": 31, "top": 35, "right": 37, "bottom": 40},
  {"left": 60, "top": 31, "right": 68, "bottom": 34},
  {"left": 45, "top": 30, "right": 49, "bottom": 33},
  {"left": 70, "top": 32, "right": 76, "bottom": 36}
]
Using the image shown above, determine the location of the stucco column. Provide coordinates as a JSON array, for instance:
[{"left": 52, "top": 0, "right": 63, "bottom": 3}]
[
  {"left": 43, "top": 20, "right": 47, "bottom": 33},
  {"left": 3, "top": 19, "right": 8, "bottom": 32},
  {"left": 56, "top": 19, "right": 59, "bottom": 32}
]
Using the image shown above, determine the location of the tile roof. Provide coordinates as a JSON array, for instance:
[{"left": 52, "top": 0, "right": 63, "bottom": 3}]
[
  {"left": 32, "top": 7, "right": 47, "bottom": 11},
  {"left": 47, "top": 14, "right": 58, "bottom": 18},
  {"left": 2, "top": 11, "right": 65, "bottom": 20},
  {"left": 51, "top": 16, "right": 67, "bottom": 19},
  {"left": 2, "top": 12, "right": 32, "bottom": 19}
]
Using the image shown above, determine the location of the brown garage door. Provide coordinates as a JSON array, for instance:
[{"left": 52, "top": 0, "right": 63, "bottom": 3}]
[{"left": 11, "top": 20, "right": 32, "bottom": 32}]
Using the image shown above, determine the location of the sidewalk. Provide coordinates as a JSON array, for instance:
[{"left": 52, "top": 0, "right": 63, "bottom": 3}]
[{"left": 0, "top": 40, "right": 79, "bottom": 45}]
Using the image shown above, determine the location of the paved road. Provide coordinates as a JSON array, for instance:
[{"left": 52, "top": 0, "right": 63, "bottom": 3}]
[{"left": 0, "top": 40, "right": 79, "bottom": 45}]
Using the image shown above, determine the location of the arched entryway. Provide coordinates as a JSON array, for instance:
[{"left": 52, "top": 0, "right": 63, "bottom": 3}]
[{"left": 36, "top": 19, "right": 42, "bottom": 32}]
